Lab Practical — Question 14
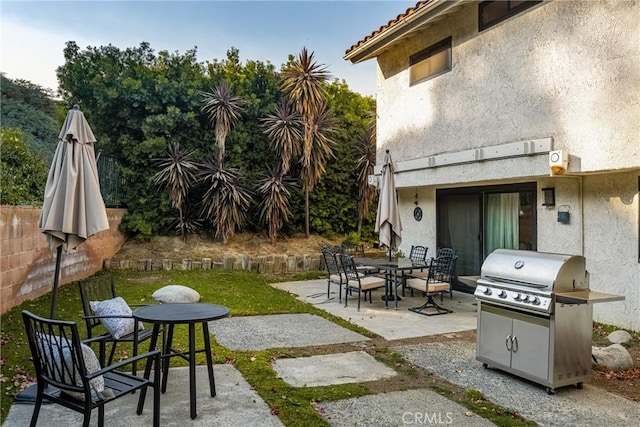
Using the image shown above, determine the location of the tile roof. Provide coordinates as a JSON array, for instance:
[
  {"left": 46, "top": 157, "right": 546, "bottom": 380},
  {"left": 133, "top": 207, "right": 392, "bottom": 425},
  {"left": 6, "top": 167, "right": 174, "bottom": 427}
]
[{"left": 344, "top": 1, "right": 431, "bottom": 57}]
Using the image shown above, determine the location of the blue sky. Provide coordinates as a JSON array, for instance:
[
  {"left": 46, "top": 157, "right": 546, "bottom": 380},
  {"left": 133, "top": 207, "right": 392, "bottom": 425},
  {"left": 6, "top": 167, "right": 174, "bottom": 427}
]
[{"left": 1, "top": 0, "right": 416, "bottom": 96}]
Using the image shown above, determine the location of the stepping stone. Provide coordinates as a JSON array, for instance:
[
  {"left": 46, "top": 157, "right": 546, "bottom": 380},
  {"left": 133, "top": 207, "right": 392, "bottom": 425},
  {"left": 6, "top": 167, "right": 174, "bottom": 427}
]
[
  {"left": 212, "top": 313, "right": 369, "bottom": 351},
  {"left": 273, "top": 351, "right": 397, "bottom": 387}
]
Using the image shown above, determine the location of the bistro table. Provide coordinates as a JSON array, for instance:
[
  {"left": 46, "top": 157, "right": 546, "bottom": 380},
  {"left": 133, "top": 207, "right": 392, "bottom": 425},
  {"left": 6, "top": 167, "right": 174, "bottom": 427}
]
[
  {"left": 134, "top": 303, "right": 230, "bottom": 419},
  {"left": 354, "top": 257, "right": 429, "bottom": 310}
]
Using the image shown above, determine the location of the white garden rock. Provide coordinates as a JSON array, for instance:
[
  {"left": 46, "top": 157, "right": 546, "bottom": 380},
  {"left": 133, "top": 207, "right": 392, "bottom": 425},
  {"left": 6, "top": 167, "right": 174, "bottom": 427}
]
[
  {"left": 152, "top": 285, "right": 201, "bottom": 303},
  {"left": 607, "top": 330, "right": 633, "bottom": 344},
  {"left": 591, "top": 344, "right": 633, "bottom": 371}
]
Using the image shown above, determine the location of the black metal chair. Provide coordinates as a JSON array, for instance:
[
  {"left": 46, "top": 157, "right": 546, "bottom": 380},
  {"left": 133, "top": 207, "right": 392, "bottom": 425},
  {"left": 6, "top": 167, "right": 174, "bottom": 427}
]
[
  {"left": 321, "top": 246, "right": 345, "bottom": 302},
  {"left": 341, "top": 243, "right": 381, "bottom": 275},
  {"left": 78, "top": 274, "right": 154, "bottom": 371},
  {"left": 406, "top": 255, "right": 458, "bottom": 316},
  {"left": 339, "top": 254, "right": 387, "bottom": 311},
  {"left": 399, "top": 245, "right": 429, "bottom": 295},
  {"left": 21, "top": 310, "right": 160, "bottom": 427}
]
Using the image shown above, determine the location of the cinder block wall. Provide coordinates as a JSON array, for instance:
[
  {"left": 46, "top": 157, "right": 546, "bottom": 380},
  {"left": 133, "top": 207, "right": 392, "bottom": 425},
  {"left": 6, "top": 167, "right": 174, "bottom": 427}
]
[{"left": 0, "top": 206, "right": 127, "bottom": 314}]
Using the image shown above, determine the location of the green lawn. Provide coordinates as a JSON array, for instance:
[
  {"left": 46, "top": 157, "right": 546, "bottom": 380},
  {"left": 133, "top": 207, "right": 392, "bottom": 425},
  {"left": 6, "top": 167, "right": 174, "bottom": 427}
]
[{"left": 1, "top": 269, "right": 534, "bottom": 426}]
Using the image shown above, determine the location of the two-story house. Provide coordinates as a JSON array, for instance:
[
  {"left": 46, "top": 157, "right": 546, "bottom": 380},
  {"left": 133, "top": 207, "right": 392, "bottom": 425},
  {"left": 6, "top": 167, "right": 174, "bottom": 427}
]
[{"left": 345, "top": 0, "right": 639, "bottom": 330}]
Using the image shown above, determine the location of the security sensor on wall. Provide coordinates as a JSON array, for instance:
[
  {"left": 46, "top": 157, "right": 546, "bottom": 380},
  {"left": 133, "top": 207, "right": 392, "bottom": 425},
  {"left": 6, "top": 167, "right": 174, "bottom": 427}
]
[
  {"left": 367, "top": 175, "right": 379, "bottom": 187},
  {"left": 549, "top": 150, "right": 568, "bottom": 176}
]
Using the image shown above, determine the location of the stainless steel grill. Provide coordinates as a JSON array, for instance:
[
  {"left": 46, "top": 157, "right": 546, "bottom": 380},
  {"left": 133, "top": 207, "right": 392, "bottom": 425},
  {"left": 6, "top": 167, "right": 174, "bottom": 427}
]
[{"left": 474, "top": 249, "right": 624, "bottom": 394}]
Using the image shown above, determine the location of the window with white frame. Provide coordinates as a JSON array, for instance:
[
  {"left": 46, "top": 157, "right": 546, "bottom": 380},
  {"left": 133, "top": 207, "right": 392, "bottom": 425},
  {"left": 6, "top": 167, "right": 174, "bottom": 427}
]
[{"left": 409, "top": 36, "right": 452, "bottom": 86}]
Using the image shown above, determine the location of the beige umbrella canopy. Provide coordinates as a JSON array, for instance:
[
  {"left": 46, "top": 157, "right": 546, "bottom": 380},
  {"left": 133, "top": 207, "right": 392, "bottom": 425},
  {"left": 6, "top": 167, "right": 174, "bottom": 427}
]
[
  {"left": 375, "top": 150, "right": 402, "bottom": 258},
  {"left": 39, "top": 105, "right": 109, "bottom": 318}
]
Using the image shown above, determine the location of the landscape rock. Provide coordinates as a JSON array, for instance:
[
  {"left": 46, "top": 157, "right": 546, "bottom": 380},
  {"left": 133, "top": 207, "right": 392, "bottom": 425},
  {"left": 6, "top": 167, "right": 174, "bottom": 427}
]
[
  {"left": 591, "top": 344, "right": 633, "bottom": 371},
  {"left": 607, "top": 330, "right": 633, "bottom": 344},
  {"left": 152, "top": 285, "right": 201, "bottom": 303}
]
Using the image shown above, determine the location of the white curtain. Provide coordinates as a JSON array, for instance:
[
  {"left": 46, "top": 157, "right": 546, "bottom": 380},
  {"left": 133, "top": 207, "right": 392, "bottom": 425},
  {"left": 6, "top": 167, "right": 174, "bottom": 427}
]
[{"left": 485, "top": 193, "right": 519, "bottom": 256}]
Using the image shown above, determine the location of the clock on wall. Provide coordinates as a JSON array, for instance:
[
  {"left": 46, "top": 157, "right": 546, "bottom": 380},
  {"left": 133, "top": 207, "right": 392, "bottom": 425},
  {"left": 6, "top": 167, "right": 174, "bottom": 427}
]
[{"left": 413, "top": 207, "right": 423, "bottom": 221}]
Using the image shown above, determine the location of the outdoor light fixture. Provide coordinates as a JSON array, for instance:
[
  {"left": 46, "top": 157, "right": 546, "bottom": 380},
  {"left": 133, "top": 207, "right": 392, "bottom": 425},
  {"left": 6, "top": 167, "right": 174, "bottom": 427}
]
[{"left": 542, "top": 187, "right": 555, "bottom": 207}]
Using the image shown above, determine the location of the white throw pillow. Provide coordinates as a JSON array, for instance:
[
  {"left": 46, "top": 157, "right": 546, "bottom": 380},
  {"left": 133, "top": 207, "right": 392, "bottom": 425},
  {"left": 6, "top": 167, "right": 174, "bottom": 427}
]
[
  {"left": 37, "top": 334, "right": 114, "bottom": 401},
  {"left": 152, "top": 285, "right": 201, "bottom": 303},
  {"left": 90, "top": 296, "right": 144, "bottom": 339}
]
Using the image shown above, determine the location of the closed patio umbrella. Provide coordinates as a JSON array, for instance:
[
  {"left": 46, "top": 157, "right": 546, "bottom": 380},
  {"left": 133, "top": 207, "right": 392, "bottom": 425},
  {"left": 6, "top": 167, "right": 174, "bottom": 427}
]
[
  {"left": 375, "top": 149, "right": 402, "bottom": 259},
  {"left": 39, "top": 105, "right": 109, "bottom": 318}
]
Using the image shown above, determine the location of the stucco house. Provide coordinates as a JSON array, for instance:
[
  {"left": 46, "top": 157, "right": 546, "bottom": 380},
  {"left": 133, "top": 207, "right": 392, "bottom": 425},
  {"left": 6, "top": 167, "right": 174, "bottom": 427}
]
[{"left": 344, "top": 0, "right": 639, "bottom": 330}]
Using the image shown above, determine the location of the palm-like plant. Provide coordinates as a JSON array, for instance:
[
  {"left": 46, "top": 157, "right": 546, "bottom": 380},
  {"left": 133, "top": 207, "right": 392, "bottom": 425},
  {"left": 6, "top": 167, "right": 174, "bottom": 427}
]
[
  {"left": 199, "top": 82, "right": 246, "bottom": 165},
  {"left": 258, "top": 164, "right": 296, "bottom": 244},
  {"left": 281, "top": 47, "right": 332, "bottom": 237},
  {"left": 260, "top": 99, "right": 303, "bottom": 175},
  {"left": 153, "top": 143, "right": 199, "bottom": 240},
  {"left": 198, "top": 155, "right": 252, "bottom": 243},
  {"left": 298, "top": 101, "right": 337, "bottom": 193},
  {"left": 355, "top": 121, "right": 377, "bottom": 234}
]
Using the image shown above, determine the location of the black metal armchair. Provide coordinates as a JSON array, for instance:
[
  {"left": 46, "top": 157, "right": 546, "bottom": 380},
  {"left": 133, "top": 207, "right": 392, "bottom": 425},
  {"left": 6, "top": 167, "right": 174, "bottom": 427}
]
[
  {"left": 339, "top": 254, "right": 387, "bottom": 311},
  {"left": 21, "top": 310, "right": 160, "bottom": 427},
  {"left": 78, "top": 274, "right": 154, "bottom": 371},
  {"left": 321, "top": 246, "right": 345, "bottom": 302},
  {"left": 406, "top": 255, "right": 458, "bottom": 316}
]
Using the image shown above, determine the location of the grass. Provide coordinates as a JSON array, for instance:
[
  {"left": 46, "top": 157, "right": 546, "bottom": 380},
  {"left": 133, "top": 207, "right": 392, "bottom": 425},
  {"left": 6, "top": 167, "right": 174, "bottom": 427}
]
[{"left": 1, "top": 269, "right": 534, "bottom": 426}]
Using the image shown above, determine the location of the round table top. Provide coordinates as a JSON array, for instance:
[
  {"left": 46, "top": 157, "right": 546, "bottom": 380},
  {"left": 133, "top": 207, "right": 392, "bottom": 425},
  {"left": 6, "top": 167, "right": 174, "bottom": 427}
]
[{"left": 133, "top": 303, "right": 229, "bottom": 324}]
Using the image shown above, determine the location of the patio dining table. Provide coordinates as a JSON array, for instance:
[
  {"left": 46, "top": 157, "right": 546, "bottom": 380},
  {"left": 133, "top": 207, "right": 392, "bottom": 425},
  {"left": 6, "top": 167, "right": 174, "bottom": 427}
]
[{"left": 354, "top": 257, "right": 429, "bottom": 310}]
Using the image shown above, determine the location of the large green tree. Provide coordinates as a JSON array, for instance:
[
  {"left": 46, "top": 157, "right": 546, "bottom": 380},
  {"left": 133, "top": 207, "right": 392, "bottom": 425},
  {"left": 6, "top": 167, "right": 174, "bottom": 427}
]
[{"left": 55, "top": 42, "right": 377, "bottom": 240}]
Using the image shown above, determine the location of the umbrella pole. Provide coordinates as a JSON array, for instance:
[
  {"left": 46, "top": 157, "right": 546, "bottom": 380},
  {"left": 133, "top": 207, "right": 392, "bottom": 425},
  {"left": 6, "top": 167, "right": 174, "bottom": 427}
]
[{"left": 50, "top": 245, "right": 62, "bottom": 319}]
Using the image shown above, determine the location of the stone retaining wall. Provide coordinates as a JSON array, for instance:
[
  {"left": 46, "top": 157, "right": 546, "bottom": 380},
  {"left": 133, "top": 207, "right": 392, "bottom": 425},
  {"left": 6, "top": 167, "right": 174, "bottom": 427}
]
[{"left": 105, "top": 253, "right": 325, "bottom": 274}]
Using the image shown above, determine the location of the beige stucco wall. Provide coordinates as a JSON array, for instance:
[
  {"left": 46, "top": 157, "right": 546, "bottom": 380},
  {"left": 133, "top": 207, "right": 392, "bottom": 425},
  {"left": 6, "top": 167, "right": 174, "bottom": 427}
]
[
  {"left": 0, "top": 206, "right": 128, "bottom": 314},
  {"left": 376, "top": 0, "right": 640, "bottom": 175},
  {"left": 372, "top": 1, "right": 639, "bottom": 329}
]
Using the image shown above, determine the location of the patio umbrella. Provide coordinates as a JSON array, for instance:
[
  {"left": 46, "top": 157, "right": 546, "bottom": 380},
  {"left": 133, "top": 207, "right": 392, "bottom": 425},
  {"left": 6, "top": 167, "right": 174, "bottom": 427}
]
[
  {"left": 375, "top": 150, "right": 402, "bottom": 260},
  {"left": 38, "top": 105, "right": 109, "bottom": 318}
]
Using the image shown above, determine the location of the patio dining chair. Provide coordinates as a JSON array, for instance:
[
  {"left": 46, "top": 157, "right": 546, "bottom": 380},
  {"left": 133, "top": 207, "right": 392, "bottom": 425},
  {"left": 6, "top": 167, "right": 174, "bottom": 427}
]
[
  {"left": 339, "top": 254, "right": 387, "bottom": 311},
  {"left": 21, "top": 310, "right": 160, "bottom": 427},
  {"left": 398, "top": 245, "right": 429, "bottom": 295},
  {"left": 406, "top": 255, "right": 457, "bottom": 316},
  {"left": 78, "top": 274, "right": 154, "bottom": 373},
  {"left": 321, "top": 246, "right": 345, "bottom": 302}
]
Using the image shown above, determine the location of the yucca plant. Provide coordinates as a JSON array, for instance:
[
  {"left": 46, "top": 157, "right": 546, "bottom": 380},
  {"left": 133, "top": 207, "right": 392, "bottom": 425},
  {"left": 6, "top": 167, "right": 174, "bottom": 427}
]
[
  {"left": 153, "top": 142, "right": 199, "bottom": 240},
  {"left": 281, "top": 47, "right": 333, "bottom": 237},
  {"left": 258, "top": 164, "right": 296, "bottom": 244},
  {"left": 355, "top": 121, "right": 377, "bottom": 234},
  {"left": 260, "top": 99, "right": 303, "bottom": 175},
  {"left": 199, "top": 81, "right": 246, "bottom": 166},
  {"left": 198, "top": 155, "right": 252, "bottom": 243}
]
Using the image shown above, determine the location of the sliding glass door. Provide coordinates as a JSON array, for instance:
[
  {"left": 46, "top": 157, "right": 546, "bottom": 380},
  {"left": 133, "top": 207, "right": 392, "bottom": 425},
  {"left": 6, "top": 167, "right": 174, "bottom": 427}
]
[{"left": 437, "top": 183, "right": 536, "bottom": 281}]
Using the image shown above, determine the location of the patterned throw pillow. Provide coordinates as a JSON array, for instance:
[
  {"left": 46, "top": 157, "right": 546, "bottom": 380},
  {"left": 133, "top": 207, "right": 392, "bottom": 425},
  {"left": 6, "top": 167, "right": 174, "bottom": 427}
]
[
  {"left": 89, "top": 296, "right": 144, "bottom": 339},
  {"left": 37, "top": 334, "right": 114, "bottom": 401}
]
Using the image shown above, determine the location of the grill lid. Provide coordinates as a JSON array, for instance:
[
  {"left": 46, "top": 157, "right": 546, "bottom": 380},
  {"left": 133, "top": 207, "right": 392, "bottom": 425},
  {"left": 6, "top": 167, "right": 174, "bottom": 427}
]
[{"left": 480, "top": 249, "right": 587, "bottom": 293}]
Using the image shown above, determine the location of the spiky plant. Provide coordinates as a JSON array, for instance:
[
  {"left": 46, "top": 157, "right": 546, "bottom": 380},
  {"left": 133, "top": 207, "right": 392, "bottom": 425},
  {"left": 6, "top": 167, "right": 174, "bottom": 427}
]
[
  {"left": 298, "top": 101, "right": 337, "bottom": 193},
  {"left": 198, "top": 155, "right": 252, "bottom": 243},
  {"left": 355, "top": 121, "right": 377, "bottom": 234},
  {"left": 260, "top": 99, "right": 303, "bottom": 175},
  {"left": 153, "top": 143, "right": 199, "bottom": 240},
  {"left": 199, "top": 82, "right": 246, "bottom": 165},
  {"left": 281, "top": 47, "right": 332, "bottom": 237},
  {"left": 258, "top": 164, "right": 296, "bottom": 244}
]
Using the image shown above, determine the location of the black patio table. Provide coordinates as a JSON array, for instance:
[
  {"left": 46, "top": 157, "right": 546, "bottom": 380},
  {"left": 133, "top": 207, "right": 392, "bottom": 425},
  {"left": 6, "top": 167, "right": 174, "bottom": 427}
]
[
  {"left": 354, "top": 257, "right": 429, "bottom": 310},
  {"left": 134, "top": 303, "right": 229, "bottom": 419}
]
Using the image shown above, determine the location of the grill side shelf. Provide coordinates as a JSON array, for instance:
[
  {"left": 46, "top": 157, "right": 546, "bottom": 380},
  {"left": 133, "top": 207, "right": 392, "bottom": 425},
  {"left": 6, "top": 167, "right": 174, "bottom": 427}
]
[{"left": 555, "top": 290, "right": 625, "bottom": 305}]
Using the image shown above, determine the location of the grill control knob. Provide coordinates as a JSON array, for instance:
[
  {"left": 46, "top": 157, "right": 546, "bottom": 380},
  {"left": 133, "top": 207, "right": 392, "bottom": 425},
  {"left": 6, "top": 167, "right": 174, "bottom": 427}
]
[
  {"left": 483, "top": 287, "right": 492, "bottom": 295},
  {"left": 522, "top": 295, "right": 530, "bottom": 302},
  {"left": 532, "top": 296, "right": 541, "bottom": 305},
  {"left": 512, "top": 292, "right": 521, "bottom": 300},
  {"left": 497, "top": 290, "right": 507, "bottom": 298}
]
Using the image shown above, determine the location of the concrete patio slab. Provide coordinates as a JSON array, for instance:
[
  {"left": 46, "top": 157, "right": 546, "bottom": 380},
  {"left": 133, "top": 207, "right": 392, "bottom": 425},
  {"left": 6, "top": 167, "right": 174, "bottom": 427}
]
[
  {"left": 271, "top": 279, "right": 478, "bottom": 340},
  {"left": 3, "top": 365, "right": 283, "bottom": 427},
  {"left": 211, "top": 313, "right": 370, "bottom": 351},
  {"left": 320, "top": 388, "right": 494, "bottom": 427},
  {"left": 396, "top": 340, "right": 640, "bottom": 427},
  {"left": 273, "top": 351, "right": 397, "bottom": 387}
]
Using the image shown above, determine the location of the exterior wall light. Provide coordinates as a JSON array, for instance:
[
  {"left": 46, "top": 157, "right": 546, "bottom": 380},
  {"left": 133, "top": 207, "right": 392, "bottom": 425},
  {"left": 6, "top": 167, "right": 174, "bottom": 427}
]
[{"left": 542, "top": 187, "right": 555, "bottom": 207}]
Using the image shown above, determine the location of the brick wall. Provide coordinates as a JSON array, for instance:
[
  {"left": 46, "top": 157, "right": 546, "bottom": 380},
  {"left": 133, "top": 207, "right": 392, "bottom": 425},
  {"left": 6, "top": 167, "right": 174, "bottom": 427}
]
[{"left": 0, "top": 206, "right": 127, "bottom": 314}]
